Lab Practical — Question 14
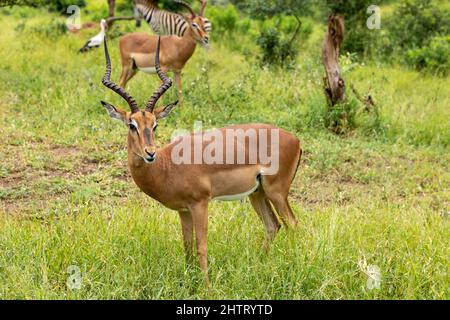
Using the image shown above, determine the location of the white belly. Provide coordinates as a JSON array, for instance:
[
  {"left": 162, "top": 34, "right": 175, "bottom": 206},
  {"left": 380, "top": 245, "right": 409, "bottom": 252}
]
[
  {"left": 212, "top": 180, "right": 260, "bottom": 201},
  {"left": 139, "top": 67, "right": 157, "bottom": 74}
]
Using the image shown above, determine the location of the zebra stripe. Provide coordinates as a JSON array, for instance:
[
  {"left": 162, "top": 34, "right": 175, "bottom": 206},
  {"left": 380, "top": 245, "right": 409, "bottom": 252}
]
[
  {"left": 135, "top": 3, "right": 190, "bottom": 37},
  {"left": 135, "top": 1, "right": 212, "bottom": 37},
  {"left": 202, "top": 18, "right": 212, "bottom": 32}
]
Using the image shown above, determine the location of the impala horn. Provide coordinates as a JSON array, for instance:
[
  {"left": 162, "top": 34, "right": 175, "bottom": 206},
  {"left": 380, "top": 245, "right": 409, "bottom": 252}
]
[
  {"left": 145, "top": 37, "right": 177, "bottom": 112},
  {"left": 102, "top": 37, "right": 139, "bottom": 114},
  {"left": 199, "top": 0, "right": 206, "bottom": 16}
]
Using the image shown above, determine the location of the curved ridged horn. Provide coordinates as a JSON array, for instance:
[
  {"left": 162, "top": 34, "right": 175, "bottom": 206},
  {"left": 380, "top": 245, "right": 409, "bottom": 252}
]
[
  {"left": 102, "top": 37, "right": 139, "bottom": 113},
  {"left": 198, "top": 0, "right": 206, "bottom": 16},
  {"left": 145, "top": 37, "right": 174, "bottom": 112},
  {"left": 174, "top": 0, "right": 196, "bottom": 18}
]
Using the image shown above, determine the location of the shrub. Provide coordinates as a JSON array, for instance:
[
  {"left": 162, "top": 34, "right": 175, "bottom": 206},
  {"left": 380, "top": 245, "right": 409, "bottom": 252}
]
[
  {"left": 236, "top": 16, "right": 252, "bottom": 34},
  {"left": 207, "top": 4, "right": 239, "bottom": 35},
  {"left": 240, "top": 0, "right": 311, "bottom": 67},
  {"left": 386, "top": 0, "right": 450, "bottom": 51},
  {"left": 45, "top": 0, "right": 86, "bottom": 13},
  {"left": 406, "top": 36, "right": 450, "bottom": 76},
  {"left": 256, "top": 27, "right": 298, "bottom": 68},
  {"left": 324, "top": 99, "right": 358, "bottom": 134},
  {"left": 379, "top": 0, "right": 450, "bottom": 72},
  {"left": 116, "top": 0, "right": 133, "bottom": 13}
]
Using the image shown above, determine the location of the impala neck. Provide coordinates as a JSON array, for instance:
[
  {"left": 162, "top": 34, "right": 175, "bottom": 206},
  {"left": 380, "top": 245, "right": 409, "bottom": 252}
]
[
  {"left": 127, "top": 138, "right": 170, "bottom": 199},
  {"left": 175, "top": 28, "right": 197, "bottom": 62}
]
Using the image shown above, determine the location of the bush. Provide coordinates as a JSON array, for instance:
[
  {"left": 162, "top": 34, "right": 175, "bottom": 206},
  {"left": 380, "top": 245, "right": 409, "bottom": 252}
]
[
  {"left": 406, "top": 36, "right": 450, "bottom": 75},
  {"left": 45, "top": 0, "right": 86, "bottom": 13},
  {"left": 256, "top": 27, "right": 298, "bottom": 68},
  {"left": 240, "top": 0, "right": 311, "bottom": 67},
  {"left": 116, "top": 0, "right": 134, "bottom": 13},
  {"left": 207, "top": 4, "right": 239, "bottom": 35},
  {"left": 386, "top": 0, "right": 450, "bottom": 51},
  {"left": 324, "top": 99, "right": 358, "bottom": 134},
  {"left": 379, "top": 0, "right": 450, "bottom": 72},
  {"left": 306, "top": 94, "right": 384, "bottom": 135}
]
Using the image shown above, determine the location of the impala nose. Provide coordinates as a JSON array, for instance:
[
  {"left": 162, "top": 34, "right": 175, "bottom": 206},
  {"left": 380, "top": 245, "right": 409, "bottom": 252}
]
[
  {"left": 203, "top": 36, "right": 209, "bottom": 44},
  {"left": 144, "top": 147, "right": 156, "bottom": 162}
]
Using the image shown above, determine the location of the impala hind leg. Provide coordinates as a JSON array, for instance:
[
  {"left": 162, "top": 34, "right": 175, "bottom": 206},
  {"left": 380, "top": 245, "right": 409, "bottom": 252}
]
[
  {"left": 189, "top": 201, "right": 210, "bottom": 285},
  {"left": 178, "top": 210, "right": 194, "bottom": 264},
  {"left": 249, "top": 191, "right": 281, "bottom": 252},
  {"left": 266, "top": 192, "right": 298, "bottom": 229},
  {"left": 119, "top": 59, "right": 137, "bottom": 88}
]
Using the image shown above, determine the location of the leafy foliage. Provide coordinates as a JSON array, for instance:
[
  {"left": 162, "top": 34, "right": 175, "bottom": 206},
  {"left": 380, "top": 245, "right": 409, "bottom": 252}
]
[
  {"left": 240, "top": 0, "right": 312, "bottom": 67},
  {"left": 238, "top": 0, "right": 312, "bottom": 19},
  {"left": 207, "top": 4, "right": 239, "bottom": 35},
  {"left": 386, "top": 0, "right": 450, "bottom": 50},
  {"left": 406, "top": 36, "right": 450, "bottom": 75},
  {"left": 379, "top": 0, "right": 450, "bottom": 74},
  {"left": 0, "top": 0, "right": 46, "bottom": 6},
  {"left": 47, "top": 0, "right": 86, "bottom": 12},
  {"left": 0, "top": 0, "right": 86, "bottom": 11},
  {"left": 256, "top": 27, "right": 298, "bottom": 68}
]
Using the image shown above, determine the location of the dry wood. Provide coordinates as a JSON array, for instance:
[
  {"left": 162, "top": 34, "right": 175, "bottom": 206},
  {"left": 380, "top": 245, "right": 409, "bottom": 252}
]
[
  {"left": 106, "top": 15, "right": 141, "bottom": 28},
  {"left": 322, "top": 14, "right": 346, "bottom": 106},
  {"left": 107, "top": 0, "right": 115, "bottom": 18}
]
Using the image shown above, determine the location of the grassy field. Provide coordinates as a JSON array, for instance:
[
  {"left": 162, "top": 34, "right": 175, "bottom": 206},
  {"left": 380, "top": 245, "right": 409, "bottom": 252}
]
[{"left": 0, "top": 5, "right": 449, "bottom": 299}]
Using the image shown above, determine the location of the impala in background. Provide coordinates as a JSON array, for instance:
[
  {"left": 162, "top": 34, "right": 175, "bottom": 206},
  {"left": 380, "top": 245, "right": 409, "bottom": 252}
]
[{"left": 118, "top": 0, "right": 212, "bottom": 102}]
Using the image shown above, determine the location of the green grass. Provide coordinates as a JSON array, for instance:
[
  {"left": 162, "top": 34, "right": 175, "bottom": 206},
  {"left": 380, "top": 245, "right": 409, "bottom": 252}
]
[{"left": 0, "top": 6, "right": 449, "bottom": 299}]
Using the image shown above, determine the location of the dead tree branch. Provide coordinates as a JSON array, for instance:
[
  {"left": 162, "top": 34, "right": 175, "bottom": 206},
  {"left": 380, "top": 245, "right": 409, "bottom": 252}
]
[
  {"left": 107, "top": 0, "right": 115, "bottom": 18},
  {"left": 106, "top": 15, "right": 141, "bottom": 28}
]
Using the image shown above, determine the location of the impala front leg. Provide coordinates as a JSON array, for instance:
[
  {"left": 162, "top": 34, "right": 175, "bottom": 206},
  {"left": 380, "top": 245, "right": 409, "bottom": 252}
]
[
  {"left": 174, "top": 71, "right": 183, "bottom": 104},
  {"left": 190, "top": 200, "right": 209, "bottom": 285},
  {"left": 178, "top": 210, "right": 194, "bottom": 264}
]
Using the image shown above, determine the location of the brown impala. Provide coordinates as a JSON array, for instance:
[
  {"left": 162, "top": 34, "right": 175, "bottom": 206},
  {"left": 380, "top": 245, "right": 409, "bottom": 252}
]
[
  {"left": 118, "top": 0, "right": 212, "bottom": 102},
  {"left": 100, "top": 36, "right": 302, "bottom": 284}
]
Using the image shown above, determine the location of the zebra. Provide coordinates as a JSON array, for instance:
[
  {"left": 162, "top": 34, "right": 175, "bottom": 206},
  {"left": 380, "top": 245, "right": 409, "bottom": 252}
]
[
  {"left": 117, "top": 0, "right": 212, "bottom": 102},
  {"left": 134, "top": 0, "right": 212, "bottom": 38}
]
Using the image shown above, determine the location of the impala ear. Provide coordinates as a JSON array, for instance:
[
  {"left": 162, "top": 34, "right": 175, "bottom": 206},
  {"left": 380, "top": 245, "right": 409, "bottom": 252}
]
[
  {"left": 101, "top": 101, "right": 127, "bottom": 123},
  {"left": 155, "top": 101, "right": 178, "bottom": 119}
]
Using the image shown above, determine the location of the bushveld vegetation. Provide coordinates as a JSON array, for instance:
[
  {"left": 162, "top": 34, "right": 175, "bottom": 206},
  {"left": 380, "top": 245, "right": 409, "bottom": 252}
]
[{"left": 0, "top": 0, "right": 448, "bottom": 299}]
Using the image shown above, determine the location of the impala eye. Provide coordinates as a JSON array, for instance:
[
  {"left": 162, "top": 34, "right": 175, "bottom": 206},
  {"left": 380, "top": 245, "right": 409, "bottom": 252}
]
[
  {"left": 129, "top": 123, "right": 137, "bottom": 131},
  {"left": 192, "top": 23, "right": 198, "bottom": 28}
]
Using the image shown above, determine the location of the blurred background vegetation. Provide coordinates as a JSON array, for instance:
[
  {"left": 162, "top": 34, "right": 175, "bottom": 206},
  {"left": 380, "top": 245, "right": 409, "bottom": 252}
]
[
  {"left": 3, "top": 0, "right": 449, "bottom": 74},
  {"left": 1, "top": 0, "right": 449, "bottom": 145}
]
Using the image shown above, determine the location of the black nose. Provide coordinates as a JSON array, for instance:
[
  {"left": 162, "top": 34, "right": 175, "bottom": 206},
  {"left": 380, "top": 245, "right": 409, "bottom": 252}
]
[{"left": 146, "top": 150, "right": 155, "bottom": 158}]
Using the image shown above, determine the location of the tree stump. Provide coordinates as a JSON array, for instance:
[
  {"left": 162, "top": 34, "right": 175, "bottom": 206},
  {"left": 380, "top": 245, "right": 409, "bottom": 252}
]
[{"left": 322, "top": 14, "right": 345, "bottom": 106}]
